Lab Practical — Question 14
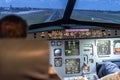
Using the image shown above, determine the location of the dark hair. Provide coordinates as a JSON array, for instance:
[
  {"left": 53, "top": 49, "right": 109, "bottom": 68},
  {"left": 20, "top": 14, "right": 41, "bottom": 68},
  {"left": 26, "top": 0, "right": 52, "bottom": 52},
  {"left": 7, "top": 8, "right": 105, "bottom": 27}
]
[{"left": 0, "top": 15, "right": 28, "bottom": 38}]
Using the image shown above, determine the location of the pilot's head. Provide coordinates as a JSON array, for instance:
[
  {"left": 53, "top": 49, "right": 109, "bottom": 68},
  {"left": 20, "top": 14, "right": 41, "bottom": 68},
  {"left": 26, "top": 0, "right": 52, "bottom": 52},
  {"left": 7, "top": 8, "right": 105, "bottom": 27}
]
[{"left": 0, "top": 15, "right": 28, "bottom": 38}]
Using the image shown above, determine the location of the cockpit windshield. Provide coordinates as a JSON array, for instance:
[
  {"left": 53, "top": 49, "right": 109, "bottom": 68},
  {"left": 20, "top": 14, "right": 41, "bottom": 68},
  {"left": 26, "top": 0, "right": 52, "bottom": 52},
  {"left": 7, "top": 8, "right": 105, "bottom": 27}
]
[
  {"left": 0, "top": 0, "right": 68, "bottom": 25},
  {"left": 71, "top": 0, "right": 120, "bottom": 24}
]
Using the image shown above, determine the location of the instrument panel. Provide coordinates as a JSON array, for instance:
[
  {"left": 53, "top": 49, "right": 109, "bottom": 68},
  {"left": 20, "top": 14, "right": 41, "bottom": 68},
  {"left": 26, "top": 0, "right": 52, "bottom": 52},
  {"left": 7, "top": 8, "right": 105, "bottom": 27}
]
[
  {"left": 49, "top": 38, "right": 120, "bottom": 80},
  {"left": 27, "top": 28, "right": 120, "bottom": 80}
]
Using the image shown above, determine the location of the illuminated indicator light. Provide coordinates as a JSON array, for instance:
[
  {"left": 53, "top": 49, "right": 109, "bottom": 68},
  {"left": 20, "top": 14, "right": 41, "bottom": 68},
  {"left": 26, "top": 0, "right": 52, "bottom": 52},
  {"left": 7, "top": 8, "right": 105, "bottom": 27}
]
[{"left": 66, "top": 50, "right": 72, "bottom": 54}]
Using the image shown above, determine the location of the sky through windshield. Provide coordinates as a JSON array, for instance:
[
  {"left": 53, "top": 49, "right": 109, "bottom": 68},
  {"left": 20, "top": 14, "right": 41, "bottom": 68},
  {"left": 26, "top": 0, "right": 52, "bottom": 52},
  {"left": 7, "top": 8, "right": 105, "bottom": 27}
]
[
  {"left": 72, "top": 0, "right": 120, "bottom": 24},
  {"left": 0, "top": 0, "right": 68, "bottom": 25},
  {"left": 74, "top": 0, "right": 120, "bottom": 11},
  {"left": 1, "top": 0, "right": 120, "bottom": 25},
  {"left": 0, "top": 0, "right": 67, "bottom": 9}
]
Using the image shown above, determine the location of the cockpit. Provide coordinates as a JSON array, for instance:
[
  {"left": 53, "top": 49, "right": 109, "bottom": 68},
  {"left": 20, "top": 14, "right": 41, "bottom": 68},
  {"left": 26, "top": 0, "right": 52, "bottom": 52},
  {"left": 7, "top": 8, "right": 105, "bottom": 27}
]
[{"left": 1, "top": 0, "right": 120, "bottom": 80}]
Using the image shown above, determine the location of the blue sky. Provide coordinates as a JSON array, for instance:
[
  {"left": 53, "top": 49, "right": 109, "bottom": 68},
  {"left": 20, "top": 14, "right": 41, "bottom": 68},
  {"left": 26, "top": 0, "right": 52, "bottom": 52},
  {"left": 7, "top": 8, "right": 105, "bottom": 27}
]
[
  {"left": 75, "top": 0, "right": 120, "bottom": 11},
  {"left": 0, "top": 0, "right": 68, "bottom": 8},
  {"left": 0, "top": 0, "right": 120, "bottom": 11}
]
